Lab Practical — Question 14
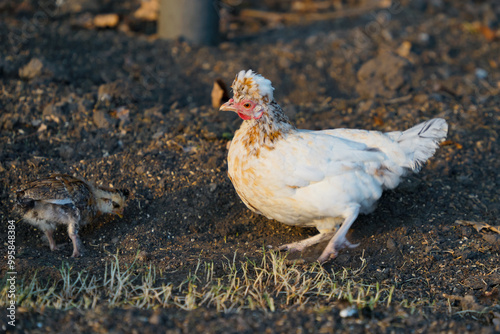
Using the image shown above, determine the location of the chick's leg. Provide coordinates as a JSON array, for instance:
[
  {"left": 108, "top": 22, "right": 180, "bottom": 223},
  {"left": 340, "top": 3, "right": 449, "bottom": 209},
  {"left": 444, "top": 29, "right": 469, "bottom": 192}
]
[
  {"left": 67, "top": 219, "right": 83, "bottom": 258},
  {"left": 278, "top": 231, "right": 335, "bottom": 253},
  {"left": 318, "top": 206, "right": 360, "bottom": 263},
  {"left": 44, "top": 229, "right": 59, "bottom": 251}
]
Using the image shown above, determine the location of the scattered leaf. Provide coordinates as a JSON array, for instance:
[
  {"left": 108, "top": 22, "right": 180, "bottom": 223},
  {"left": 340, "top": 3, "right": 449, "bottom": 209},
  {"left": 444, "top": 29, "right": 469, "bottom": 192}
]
[
  {"left": 396, "top": 41, "right": 412, "bottom": 58},
  {"left": 37, "top": 123, "right": 48, "bottom": 133},
  {"left": 373, "top": 116, "right": 384, "bottom": 126},
  {"left": 440, "top": 140, "right": 462, "bottom": 149},
  {"left": 94, "top": 14, "right": 120, "bottom": 29},
  {"left": 479, "top": 25, "right": 496, "bottom": 42},
  {"left": 462, "top": 22, "right": 499, "bottom": 42},
  {"left": 211, "top": 79, "right": 230, "bottom": 108},
  {"left": 455, "top": 220, "right": 500, "bottom": 234},
  {"left": 133, "top": 0, "right": 159, "bottom": 21}
]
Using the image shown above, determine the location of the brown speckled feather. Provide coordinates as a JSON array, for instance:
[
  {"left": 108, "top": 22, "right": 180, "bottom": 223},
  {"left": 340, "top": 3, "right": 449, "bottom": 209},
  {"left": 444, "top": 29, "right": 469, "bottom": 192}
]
[
  {"left": 17, "top": 174, "right": 97, "bottom": 223},
  {"left": 18, "top": 174, "right": 87, "bottom": 201}
]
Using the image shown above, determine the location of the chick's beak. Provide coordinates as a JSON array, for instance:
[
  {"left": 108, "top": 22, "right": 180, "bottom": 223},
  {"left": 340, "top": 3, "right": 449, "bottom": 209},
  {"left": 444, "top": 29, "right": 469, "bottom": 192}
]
[
  {"left": 114, "top": 209, "right": 124, "bottom": 218},
  {"left": 220, "top": 98, "right": 237, "bottom": 112}
]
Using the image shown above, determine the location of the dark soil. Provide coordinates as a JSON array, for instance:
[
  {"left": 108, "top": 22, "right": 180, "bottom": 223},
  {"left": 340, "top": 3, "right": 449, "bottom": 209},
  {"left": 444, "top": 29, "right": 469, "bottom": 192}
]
[{"left": 1, "top": 0, "right": 500, "bottom": 333}]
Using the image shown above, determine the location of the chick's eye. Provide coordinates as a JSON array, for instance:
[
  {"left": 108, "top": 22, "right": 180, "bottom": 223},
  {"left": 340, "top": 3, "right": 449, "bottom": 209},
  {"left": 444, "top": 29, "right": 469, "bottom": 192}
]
[{"left": 112, "top": 202, "right": 120, "bottom": 209}]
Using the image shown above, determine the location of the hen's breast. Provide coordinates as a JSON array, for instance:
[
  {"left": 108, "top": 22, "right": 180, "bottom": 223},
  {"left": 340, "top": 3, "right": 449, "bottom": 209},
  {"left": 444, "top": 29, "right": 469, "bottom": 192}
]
[{"left": 228, "top": 127, "right": 295, "bottom": 219}]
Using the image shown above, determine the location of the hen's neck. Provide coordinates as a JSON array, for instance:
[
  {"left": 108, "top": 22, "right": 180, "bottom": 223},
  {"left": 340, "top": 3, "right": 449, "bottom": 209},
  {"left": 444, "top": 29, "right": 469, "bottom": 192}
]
[{"left": 240, "top": 101, "right": 294, "bottom": 156}]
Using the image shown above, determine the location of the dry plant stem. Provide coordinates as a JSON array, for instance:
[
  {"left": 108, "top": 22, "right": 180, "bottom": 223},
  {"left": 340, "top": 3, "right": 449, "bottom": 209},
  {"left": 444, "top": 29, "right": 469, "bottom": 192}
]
[
  {"left": 240, "top": 0, "right": 390, "bottom": 24},
  {"left": 1, "top": 251, "right": 402, "bottom": 313}
]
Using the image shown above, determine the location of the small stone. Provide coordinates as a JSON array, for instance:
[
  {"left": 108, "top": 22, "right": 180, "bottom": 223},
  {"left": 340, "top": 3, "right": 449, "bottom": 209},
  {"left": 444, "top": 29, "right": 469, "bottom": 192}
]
[
  {"left": 149, "top": 312, "right": 161, "bottom": 325},
  {"left": 92, "top": 110, "right": 115, "bottom": 129},
  {"left": 413, "top": 94, "right": 428, "bottom": 104},
  {"left": 340, "top": 306, "right": 358, "bottom": 318},
  {"left": 358, "top": 100, "right": 375, "bottom": 113},
  {"left": 483, "top": 234, "right": 500, "bottom": 246},
  {"left": 152, "top": 131, "right": 164, "bottom": 140},
  {"left": 97, "top": 81, "right": 129, "bottom": 102},
  {"left": 305, "top": 35, "right": 318, "bottom": 46},
  {"left": 42, "top": 103, "right": 64, "bottom": 124},
  {"left": 418, "top": 32, "right": 430, "bottom": 43},
  {"left": 135, "top": 166, "right": 145, "bottom": 175},
  {"left": 137, "top": 250, "right": 149, "bottom": 261},
  {"left": 31, "top": 119, "right": 42, "bottom": 127},
  {"left": 386, "top": 238, "right": 397, "bottom": 251},
  {"left": 356, "top": 52, "right": 410, "bottom": 99},
  {"left": 475, "top": 68, "right": 488, "bottom": 79},
  {"left": 19, "top": 58, "right": 43, "bottom": 80},
  {"left": 209, "top": 183, "right": 217, "bottom": 192},
  {"left": 58, "top": 145, "right": 75, "bottom": 160}
]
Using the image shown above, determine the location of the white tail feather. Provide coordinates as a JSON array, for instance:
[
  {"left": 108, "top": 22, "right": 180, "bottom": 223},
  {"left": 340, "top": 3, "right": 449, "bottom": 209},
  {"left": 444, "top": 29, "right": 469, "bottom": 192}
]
[{"left": 388, "top": 118, "right": 448, "bottom": 172}]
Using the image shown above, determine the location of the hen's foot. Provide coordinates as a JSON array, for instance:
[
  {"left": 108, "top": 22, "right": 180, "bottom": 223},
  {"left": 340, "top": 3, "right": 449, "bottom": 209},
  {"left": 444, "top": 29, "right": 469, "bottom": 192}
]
[
  {"left": 317, "top": 237, "right": 359, "bottom": 263},
  {"left": 317, "top": 206, "right": 360, "bottom": 263},
  {"left": 278, "top": 231, "right": 335, "bottom": 253}
]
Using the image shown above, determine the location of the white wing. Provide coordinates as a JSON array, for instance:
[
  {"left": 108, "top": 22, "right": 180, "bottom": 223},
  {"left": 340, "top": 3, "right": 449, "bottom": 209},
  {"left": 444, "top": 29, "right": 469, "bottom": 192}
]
[{"left": 276, "top": 130, "right": 389, "bottom": 189}]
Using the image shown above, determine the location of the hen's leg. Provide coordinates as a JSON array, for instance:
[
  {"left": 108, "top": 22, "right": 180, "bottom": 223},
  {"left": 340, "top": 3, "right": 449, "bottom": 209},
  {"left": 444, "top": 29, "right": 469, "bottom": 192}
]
[
  {"left": 318, "top": 206, "right": 360, "bottom": 263},
  {"left": 44, "top": 229, "right": 59, "bottom": 251},
  {"left": 278, "top": 231, "right": 335, "bottom": 253}
]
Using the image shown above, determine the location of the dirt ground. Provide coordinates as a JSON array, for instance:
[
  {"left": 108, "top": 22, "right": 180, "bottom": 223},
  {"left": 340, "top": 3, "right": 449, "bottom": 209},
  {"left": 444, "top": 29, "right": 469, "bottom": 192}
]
[{"left": 1, "top": 0, "right": 500, "bottom": 332}]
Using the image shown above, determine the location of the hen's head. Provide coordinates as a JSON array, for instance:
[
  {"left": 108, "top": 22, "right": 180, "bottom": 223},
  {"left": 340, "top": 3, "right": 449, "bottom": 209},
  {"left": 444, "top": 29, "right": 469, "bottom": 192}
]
[{"left": 220, "top": 70, "right": 274, "bottom": 120}]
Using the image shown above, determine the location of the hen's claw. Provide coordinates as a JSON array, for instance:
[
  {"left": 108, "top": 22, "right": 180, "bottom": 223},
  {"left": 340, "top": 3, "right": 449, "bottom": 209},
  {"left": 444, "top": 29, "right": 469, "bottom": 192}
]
[
  {"left": 277, "top": 243, "right": 304, "bottom": 253},
  {"left": 278, "top": 230, "right": 336, "bottom": 254}
]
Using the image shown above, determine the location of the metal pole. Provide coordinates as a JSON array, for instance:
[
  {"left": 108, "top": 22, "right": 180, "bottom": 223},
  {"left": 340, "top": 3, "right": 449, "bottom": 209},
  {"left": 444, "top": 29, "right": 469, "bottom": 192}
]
[{"left": 158, "top": 0, "right": 219, "bottom": 46}]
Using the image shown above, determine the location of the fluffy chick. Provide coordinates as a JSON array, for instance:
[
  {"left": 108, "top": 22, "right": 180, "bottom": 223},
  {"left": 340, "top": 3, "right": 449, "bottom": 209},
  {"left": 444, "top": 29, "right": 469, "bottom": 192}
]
[{"left": 16, "top": 174, "right": 128, "bottom": 257}]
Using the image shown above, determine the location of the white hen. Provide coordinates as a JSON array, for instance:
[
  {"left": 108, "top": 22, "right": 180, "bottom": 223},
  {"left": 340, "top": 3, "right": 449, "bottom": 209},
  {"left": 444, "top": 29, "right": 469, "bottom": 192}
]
[{"left": 221, "top": 70, "right": 448, "bottom": 263}]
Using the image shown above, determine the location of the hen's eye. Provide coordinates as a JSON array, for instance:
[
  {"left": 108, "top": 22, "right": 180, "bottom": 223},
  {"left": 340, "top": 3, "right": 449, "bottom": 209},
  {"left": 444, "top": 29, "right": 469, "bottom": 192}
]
[
  {"left": 243, "top": 103, "right": 251, "bottom": 108},
  {"left": 112, "top": 202, "right": 120, "bottom": 209}
]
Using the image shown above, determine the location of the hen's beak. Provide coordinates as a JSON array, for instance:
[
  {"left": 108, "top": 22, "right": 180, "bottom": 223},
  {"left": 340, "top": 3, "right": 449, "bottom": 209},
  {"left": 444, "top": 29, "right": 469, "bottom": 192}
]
[{"left": 220, "top": 99, "right": 237, "bottom": 112}]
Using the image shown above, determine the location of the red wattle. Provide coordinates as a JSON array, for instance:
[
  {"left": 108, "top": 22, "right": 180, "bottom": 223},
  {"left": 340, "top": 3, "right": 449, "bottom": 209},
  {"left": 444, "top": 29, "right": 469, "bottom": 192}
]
[{"left": 237, "top": 112, "right": 251, "bottom": 120}]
